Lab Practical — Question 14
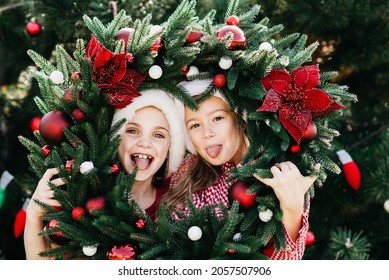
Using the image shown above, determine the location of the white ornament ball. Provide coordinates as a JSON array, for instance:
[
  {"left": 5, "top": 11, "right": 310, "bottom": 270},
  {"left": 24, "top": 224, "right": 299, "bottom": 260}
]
[
  {"left": 218, "top": 56, "right": 233, "bottom": 70},
  {"left": 50, "top": 70, "right": 64, "bottom": 84},
  {"left": 187, "top": 226, "right": 202, "bottom": 241},
  {"left": 259, "top": 208, "right": 273, "bottom": 222},
  {"left": 384, "top": 199, "right": 389, "bottom": 213},
  {"left": 148, "top": 65, "right": 163, "bottom": 79},
  {"left": 80, "top": 161, "right": 94, "bottom": 174},
  {"left": 258, "top": 42, "right": 273, "bottom": 52},
  {"left": 233, "top": 232, "right": 242, "bottom": 242},
  {"left": 150, "top": 25, "right": 163, "bottom": 35},
  {"left": 83, "top": 245, "right": 98, "bottom": 256},
  {"left": 186, "top": 66, "right": 199, "bottom": 77}
]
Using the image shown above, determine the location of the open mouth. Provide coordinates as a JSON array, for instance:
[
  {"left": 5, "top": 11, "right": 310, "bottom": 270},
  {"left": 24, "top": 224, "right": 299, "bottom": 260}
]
[
  {"left": 131, "top": 154, "right": 154, "bottom": 170},
  {"left": 206, "top": 145, "right": 222, "bottom": 158}
]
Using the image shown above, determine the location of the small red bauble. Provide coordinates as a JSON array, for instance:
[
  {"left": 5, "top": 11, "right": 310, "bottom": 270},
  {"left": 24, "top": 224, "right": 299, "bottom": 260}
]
[
  {"left": 41, "top": 145, "right": 52, "bottom": 156},
  {"left": 305, "top": 230, "right": 315, "bottom": 247},
  {"left": 186, "top": 31, "right": 203, "bottom": 44},
  {"left": 39, "top": 110, "right": 73, "bottom": 145},
  {"left": 26, "top": 21, "right": 42, "bottom": 37},
  {"left": 227, "top": 248, "right": 235, "bottom": 255},
  {"left": 216, "top": 25, "right": 246, "bottom": 50},
  {"left": 72, "top": 206, "right": 86, "bottom": 220},
  {"left": 70, "top": 71, "right": 81, "bottom": 81},
  {"left": 86, "top": 196, "right": 106, "bottom": 215},
  {"left": 65, "top": 159, "right": 74, "bottom": 173},
  {"left": 213, "top": 73, "right": 227, "bottom": 88},
  {"left": 63, "top": 88, "right": 82, "bottom": 102},
  {"left": 289, "top": 144, "right": 301, "bottom": 154},
  {"left": 149, "top": 38, "right": 163, "bottom": 52},
  {"left": 135, "top": 219, "right": 145, "bottom": 229},
  {"left": 29, "top": 116, "right": 42, "bottom": 133},
  {"left": 228, "top": 180, "right": 257, "bottom": 211},
  {"left": 115, "top": 28, "right": 134, "bottom": 49},
  {"left": 107, "top": 244, "right": 137, "bottom": 260},
  {"left": 226, "top": 15, "right": 240, "bottom": 26},
  {"left": 110, "top": 163, "right": 120, "bottom": 174},
  {"left": 45, "top": 220, "right": 70, "bottom": 246},
  {"left": 72, "top": 108, "right": 86, "bottom": 122},
  {"left": 301, "top": 122, "right": 317, "bottom": 142}
]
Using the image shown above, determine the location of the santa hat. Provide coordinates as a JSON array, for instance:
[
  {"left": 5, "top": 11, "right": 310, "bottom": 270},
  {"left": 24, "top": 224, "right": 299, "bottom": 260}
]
[{"left": 111, "top": 89, "right": 185, "bottom": 175}]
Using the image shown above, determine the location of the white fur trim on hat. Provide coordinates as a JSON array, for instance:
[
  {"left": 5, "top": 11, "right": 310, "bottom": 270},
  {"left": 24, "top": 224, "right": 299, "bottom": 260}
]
[
  {"left": 175, "top": 79, "right": 228, "bottom": 155},
  {"left": 111, "top": 89, "right": 185, "bottom": 175}
]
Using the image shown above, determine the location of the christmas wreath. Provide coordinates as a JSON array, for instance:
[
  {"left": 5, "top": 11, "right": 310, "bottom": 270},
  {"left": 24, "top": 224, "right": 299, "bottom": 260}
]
[{"left": 19, "top": 0, "right": 357, "bottom": 259}]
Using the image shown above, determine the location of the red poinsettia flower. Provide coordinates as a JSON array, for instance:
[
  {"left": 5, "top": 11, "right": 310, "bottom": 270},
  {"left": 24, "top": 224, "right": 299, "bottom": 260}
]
[
  {"left": 257, "top": 64, "right": 344, "bottom": 144},
  {"left": 92, "top": 47, "right": 127, "bottom": 84},
  {"left": 98, "top": 69, "right": 148, "bottom": 109}
]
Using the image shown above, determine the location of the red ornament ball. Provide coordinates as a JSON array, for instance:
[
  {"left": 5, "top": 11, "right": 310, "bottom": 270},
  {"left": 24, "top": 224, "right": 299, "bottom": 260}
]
[
  {"left": 228, "top": 180, "right": 257, "bottom": 211},
  {"left": 226, "top": 15, "right": 240, "bottom": 26},
  {"left": 45, "top": 220, "right": 70, "bottom": 246},
  {"left": 115, "top": 28, "right": 134, "bottom": 49},
  {"left": 29, "top": 116, "right": 42, "bottom": 133},
  {"left": 186, "top": 31, "right": 203, "bottom": 44},
  {"left": 135, "top": 219, "right": 145, "bottom": 229},
  {"left": 26, "top": 21, "right": 42, "bottom": 37},
  {"left": 72, "top": 108, "right": 86, "bottom": 122},
  {"left": 39, "top": 110, "right": 73, "bottom": 145},
  {"left": 305, "top": 230, "right": 316, "bottom": 247},
  {"left": 86, "top": 196, "right": 106, "bottom": 215},
  {"left": 71, "top": 206, "right": 86, "bottom": 221},
  {"left": 289, "top": 144, "right": 301, "bottom": 154},
  {"left": 213, "top": 73, "right": 227, "bottom": 88},
  {"left": 301, "top": 122, "right": 317, "bottom": 142},
  {"left": 107, "top": 244, "right": 137, "bottom": 260},
  {"left": 41, "top": 145, "right": 52, "bottom": 156},
  {"left": 216, "top": 25, "right": 246, "bottom": 50},
  {"left": 63, "top": 88, "right": 82, "bottom": 102}
]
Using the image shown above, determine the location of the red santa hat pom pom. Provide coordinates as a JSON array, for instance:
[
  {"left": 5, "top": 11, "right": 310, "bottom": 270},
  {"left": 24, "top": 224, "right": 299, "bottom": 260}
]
[{"left": 336, "top": 149, "right": 361, "bottom": 190}]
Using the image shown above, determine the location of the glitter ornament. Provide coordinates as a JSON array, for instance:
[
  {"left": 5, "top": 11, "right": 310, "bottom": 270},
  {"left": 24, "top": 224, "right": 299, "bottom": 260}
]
[
  {"left": 218, "top": 56, "right": 233, "bottom": 70},
  {"left": 148, "top": 65, "right": 163, "bottom": 79},
  {"left": 50, "top": 70, "right": 64, "bottom": 84},
  {"left": 258, "top": 208, "right": 273, "bottom": 222},
  {"left": 188, "top": 226, "right": 202, "bottom": 241}
]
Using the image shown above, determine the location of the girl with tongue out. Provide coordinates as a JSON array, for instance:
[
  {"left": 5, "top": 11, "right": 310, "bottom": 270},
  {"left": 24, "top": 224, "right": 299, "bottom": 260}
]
[{"left": 161, "top": 79, "right": 319, "bottom": 260}]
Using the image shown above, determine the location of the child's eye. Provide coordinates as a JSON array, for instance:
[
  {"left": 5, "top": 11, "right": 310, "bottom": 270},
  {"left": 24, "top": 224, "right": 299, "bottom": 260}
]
[
  {"left": 126, "top": 129, "right": 138, "bottom": 134},
  {"left": 154, "top": 133, "right": 165, "bottom": 139},
  {"left": 189, "top": 123, "right": 200, "bottom": 130},
  {"left": 213, "top": 116, "right": 223, "bottom": 122}
]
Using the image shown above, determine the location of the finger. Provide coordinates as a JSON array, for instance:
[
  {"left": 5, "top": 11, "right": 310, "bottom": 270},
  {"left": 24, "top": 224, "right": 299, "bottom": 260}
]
[
  {"left": 43, "top": 168, "right": 59, "bottom": 180},
  {"left": 285, "top": 161, "right": 297, "bottom": 170},
  {"left": 313, "top": 163, "right": 321, "bottom": 170},
  {"left": 253, "top": 173, "right": 273, "bottom": 186},
  {"left": 50, "top": 178, "right": 66, "bottom": 187},
  {"left": 274, "top": 162, "right": 289, "bottom": 172}
]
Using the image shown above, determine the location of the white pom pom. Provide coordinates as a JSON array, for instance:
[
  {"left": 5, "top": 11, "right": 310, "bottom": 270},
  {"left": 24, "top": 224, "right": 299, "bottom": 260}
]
[
  {"left": 233, "top": 232, "right": 242, "bottom": 242},
  {"left": 187, "top": 226, "right": 202, "bottom": 241},
  {"left": 148, "top": 65, "right": 163, "bottom": 79},
  {"left": 384, "top": 199, "right": 389, "bottom": 213},
  {"left": 218, "top": 56, "right": 233, "bottom": 70},
  {"left": 259, "top": 208, "right": 273, "bottom": 222},
  {"left": 80, "top": 161, "right": 94, "bottom": 174},
  {"left": 150, "top": 25, "right": 163, "bottom": 35},
  {"left": 50, "top": 70, "right": 64, "bottom": 84},
  {"left": 186, "top": 66, "right": 199, "bottom": 77},
  {"left": 83, "top": 245, "right": 98, "bottom": 256},
  {"left": 258, "top": 42, "right": 273, "bottom": 52}
]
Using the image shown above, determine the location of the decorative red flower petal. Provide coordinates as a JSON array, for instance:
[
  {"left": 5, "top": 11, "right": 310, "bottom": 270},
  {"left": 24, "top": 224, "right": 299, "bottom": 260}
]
[
  {"left": 256, "top": 89, "right": 282, "bottom": 113},
  {"left": 292, "top": 65, "right": 320, "bottom": 89},
  {"left": 93, "top": 48, "right": 127, "bottom": 84},
  {"left": 121, "top": 69, "right": 148, "bottom": 89},
  {"left": 261, "top": 69, "right": 291, "bottom": 91},
  {"left": 279, "top": 106, "right": 312, "bottom": 144},
  {"left": 270, "top": 80, "right": 289, "bottom": 96},
  {"left": 312, "top": 100, "right": 345, "bottom": 118},
  {"left": 99, "top": 82, "right": 141, "bottom": 109},
  {"left": 85, "top": 34, "right": 102, "bottom": 61},
  {"left": 304, "top": 88, "right": 332, "bottom": 112}
]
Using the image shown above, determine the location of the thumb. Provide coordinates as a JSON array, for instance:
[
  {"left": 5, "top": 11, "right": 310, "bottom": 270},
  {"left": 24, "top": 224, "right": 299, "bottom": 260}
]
[{"left": 306, "top": 163, "right": 321, "bottom": 185}]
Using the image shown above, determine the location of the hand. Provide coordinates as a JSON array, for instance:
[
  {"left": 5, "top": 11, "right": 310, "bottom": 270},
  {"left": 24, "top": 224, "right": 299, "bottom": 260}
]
[
  {"left": 26, "top": 168, "right": 65, "bottom": 219},
  {"left": 254, "top": 161, "right": 320, "bottom": 213}
]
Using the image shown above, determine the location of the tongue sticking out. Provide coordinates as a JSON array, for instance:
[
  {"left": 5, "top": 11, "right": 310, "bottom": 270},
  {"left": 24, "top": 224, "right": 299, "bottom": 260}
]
[
  {"left": 206, "top": 145, "right": 222, "bottom": 158},
  {"left": 134, "top": 157, "right": 151, "bottom": 170}
]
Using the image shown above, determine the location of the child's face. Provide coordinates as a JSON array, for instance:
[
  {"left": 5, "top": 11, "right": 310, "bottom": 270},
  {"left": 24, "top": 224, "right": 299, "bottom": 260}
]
[
  {"left": 118, "top": 106, "right": 170, "bottom": 182},
  {"left": 185, "top": 96, "right": 246, "bottom": 166}
]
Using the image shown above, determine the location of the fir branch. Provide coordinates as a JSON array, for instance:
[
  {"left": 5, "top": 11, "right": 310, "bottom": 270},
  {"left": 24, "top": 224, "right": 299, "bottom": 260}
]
[
  {"left": 224, "top": 0, "right": 240, "bottom": 21},
  {"left": 288, "top": 41, "right": 319, "bottom": 71},
  {"left": 27, "top": 50, "right": 56, "bottom": 75}
]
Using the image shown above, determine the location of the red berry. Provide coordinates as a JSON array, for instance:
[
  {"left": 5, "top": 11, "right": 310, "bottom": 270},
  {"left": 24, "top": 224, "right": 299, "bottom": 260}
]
[
  {"left": 226, "top": 15, "right": 240, "bottom": 26},
  {"left": 289, "top": 144, "right": 301, "bottom": 154},
  {"left": 26, "top": 21, "right": 42, "bottom": 37},
  {"left": 186, "top": 31, "right": 203, "bottom": 44},
  {"left": 72, "top": 206, "right": 86, "bottom": 220},
  {"left": 213, "top": 74, "right": 227, "bottom": 88},
  {"left": 72, "top": 108, "right": 86, "bottom": 122},
  {"left": 41, "top": 145, "right": 52, "bottom": 156}
]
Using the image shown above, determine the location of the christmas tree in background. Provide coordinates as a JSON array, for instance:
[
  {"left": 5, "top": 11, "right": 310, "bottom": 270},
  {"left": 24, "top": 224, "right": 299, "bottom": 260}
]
[{"left": 1, "top": 0, "right": 388, "bottom": 260}]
